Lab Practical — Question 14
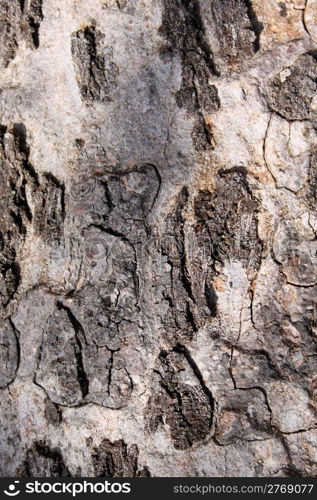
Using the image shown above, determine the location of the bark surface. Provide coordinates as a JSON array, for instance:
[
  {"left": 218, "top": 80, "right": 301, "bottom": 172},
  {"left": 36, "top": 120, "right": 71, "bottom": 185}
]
[{"left": 0, "top": 0, "right": 317, "bottom": 477}]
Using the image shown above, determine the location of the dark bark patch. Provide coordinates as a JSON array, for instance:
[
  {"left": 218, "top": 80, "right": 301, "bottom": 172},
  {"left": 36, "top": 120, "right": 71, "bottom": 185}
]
[
  {"left": 71, "top": 25, "right": 118, "bottom": 103},
  {"left": 193, "top": 170, "right": 262, "bottom": 275},
  {"left": 305, "top": 149, "right": 317, "bottom": 210},
  {"left": 0, "top": 124, "right": 38, "bottom": 312},
  {"left": 17, "top": 441, "right": 70, "bottom": 477},
  {"left": 146, "top": 347, "right": 213, "bottom": 450},
  {"left": 36, "top": 173, "right": 65, "bottom": 246},
  {"left": 215, "top": 389, "right": 272, "bottom": 445},
  {"left": 278, "top": 2, "right": 287, "bottom": 17},
  {"left": 92, "top": 439, "right": 151, "bottom": 477},
  {"left": 24, "top": 0, "right": 43, "bottom": 48},
  {"left": 264, "top": 54, "right": 317, "bottom": 121},
  {"left": 207, "top": 0, "right": 263, "bottom": 67},
  {"left": 0, "top": 0, "right": 43, "bottom": 67},
  {"left": 44, "top": 398, "right": 63, "bottom": 427},
  {"left": 159, "top": 0, "right": 220, "bottom": 151},
  {"left": 0, "top": 320, "right": 19, "bottom": 388},
  {"left": 35, "top": 306, "right": 87, "bottom": 407}
]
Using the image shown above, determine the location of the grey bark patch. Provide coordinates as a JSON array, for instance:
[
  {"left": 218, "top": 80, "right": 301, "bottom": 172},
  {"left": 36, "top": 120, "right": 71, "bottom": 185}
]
[
  {"left": 231, "top": 349, "right": 281, "bottom": 390},
  {"left": 154, "top": 184, "right": 232, "bottom": 344},
  {"left": 104, "top": 163, "right": 161, "bottom": 239},
  {"left": 36, "top": 260, "right": 136, "bottom": 409},
  {"left": 35, "top": 306, "right": 87, "bottom": 407},
  {"left": 37, "top": 170, "right": 146, "bottom": 411},
  {"left": 71, "top": 25, "right": 118, "bottom": 103},
  {"left": 273, "top": 219, "right": 317, "bottom": 286},
  {"left": 0, "top": 320, "right": 19, "bottom": 388},
  {"left": 92, "top": 439, "right": 151, "bottom": 477},
  {"left": 146, "top": 346, "right": 213, "bottom": 450},
  {"left": 252, "top": 282, "right": 317, "bottom": 390},
  {"left": 0, "top": 124, "right": 65, "bottom": 317},
  {"left": 84, "top": 341, "right": 133, "bottom": 410},
  {"left": 215, "top": 389, "right": 272, "bottom": 445},
  {"left": 0, "top": 0, "right": 43, "bottom": 66},
  {"left": 264, "top": 54, "right": 317, "bottom": 120},
  {"left": 70, "top": 162, "right": 160, "bottom": 240},
  {"left": 154, "top": 187, "right": 198, "bottom": 343},
  {"left": 44, "top": 398, "right": 62, "bottom": 427},
  {"left": 101, "top": 0, "right": 136, "bottom": 13},
  {"left": 17, "top": 441, "right": 70, "bottom": 477},
  {"left": 68, "top": 241, "right": 136, "bottom": 408},
  {"left": 2, "top": 0, "right": 317, "bottom": 478}
]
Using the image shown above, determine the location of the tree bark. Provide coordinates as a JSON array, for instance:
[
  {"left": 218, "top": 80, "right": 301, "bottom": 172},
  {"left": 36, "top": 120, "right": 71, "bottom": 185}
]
[{"left": 1, "top": 0, "right": 317, "bottom": 477}]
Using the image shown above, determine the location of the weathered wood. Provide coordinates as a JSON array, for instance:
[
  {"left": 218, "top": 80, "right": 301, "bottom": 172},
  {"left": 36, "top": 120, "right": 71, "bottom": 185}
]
[{"left": 0, "top": 0, "right": 316, "bottom": 477}]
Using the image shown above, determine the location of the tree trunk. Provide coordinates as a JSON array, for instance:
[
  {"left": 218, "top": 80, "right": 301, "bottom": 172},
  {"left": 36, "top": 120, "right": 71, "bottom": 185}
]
[{"left": 1, "top": 0, "right": 317, "bottom": 477}]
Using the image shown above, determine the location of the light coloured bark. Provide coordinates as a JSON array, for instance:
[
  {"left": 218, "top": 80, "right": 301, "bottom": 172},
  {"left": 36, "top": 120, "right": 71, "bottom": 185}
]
[{"left": 0, "top": 0, "right": 317, "bottom": 477}]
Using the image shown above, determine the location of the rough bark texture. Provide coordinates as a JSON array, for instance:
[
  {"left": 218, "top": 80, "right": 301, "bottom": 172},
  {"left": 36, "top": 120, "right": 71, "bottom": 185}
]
[{"left": 0, "top": 0, "right": 317, "bottom": 477}]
